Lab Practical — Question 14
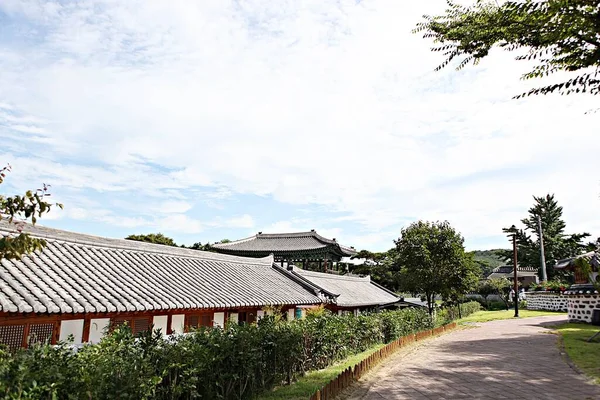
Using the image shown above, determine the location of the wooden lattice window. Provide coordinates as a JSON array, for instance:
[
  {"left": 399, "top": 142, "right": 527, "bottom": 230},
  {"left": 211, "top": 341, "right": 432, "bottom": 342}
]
[
  {"left": 574, "top": 267, "right": 588, "bottom": 284},
  {"left": 110, "top": 318, "right": 131, "bottom": 331},
  {"left": 132, "top": 318, "right": 150, "bottom": 335},
  {"left": 110, "top": 317, "right": 151, "bottom": 335},
  {"left": 0, "top": 325, "right": 25, "bottom": 351},
  {"left": 28, "top": 323, "right": 54, "bottom": 346}
]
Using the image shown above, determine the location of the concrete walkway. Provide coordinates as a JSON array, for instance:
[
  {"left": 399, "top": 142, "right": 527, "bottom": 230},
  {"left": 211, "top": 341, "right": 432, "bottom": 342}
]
[{"left": 347, "top": 316, "right": 600, "bottom": 400}]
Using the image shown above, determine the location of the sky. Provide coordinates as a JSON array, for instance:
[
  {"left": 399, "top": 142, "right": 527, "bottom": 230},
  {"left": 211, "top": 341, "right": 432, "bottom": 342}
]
[{"left": 1, "top": 0, "right": 598, "bottom": 252}]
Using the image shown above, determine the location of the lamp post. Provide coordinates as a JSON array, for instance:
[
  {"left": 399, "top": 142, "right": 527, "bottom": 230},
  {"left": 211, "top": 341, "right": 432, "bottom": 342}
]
[{"left": 508, "top": 225, "right": 519, "bottom": 318}]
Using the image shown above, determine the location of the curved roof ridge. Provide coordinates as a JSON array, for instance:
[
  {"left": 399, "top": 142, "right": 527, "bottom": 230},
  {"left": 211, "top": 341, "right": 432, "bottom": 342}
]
[
  {"left": 296, "top": 269, "right": 371, "bottom": 282},
  {"left": 0, "top": 221, "right": 273, "bottom": 266}
]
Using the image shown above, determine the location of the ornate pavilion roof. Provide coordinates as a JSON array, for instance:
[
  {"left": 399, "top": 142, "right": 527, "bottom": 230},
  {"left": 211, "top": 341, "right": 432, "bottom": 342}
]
[{"left": 212, "top": 230, "right": 357, "bottom": 259}]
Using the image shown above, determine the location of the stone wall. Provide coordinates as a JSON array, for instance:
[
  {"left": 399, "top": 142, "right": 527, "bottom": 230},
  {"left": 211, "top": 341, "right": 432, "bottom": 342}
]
[
  {"left": 567, "top": 294, "right": 600, "bottom": 323},
  {"left": 526, "top": 292, "right": 568, "bottom": 312}
]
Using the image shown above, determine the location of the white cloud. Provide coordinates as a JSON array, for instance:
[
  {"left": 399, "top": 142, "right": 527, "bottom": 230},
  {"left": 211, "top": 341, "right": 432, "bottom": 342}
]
[{"left": 0, "top": 0, "right": 598, "bottom": 250}]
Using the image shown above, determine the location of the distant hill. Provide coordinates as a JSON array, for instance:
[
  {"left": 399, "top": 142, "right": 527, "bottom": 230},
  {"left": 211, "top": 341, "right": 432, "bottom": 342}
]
[{"left": 469, "top": 249, "right": 507, "bottom": 278}]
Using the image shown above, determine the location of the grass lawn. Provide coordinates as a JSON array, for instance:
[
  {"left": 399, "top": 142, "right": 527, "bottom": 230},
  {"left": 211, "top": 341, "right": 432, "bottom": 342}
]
[
  {"left": 256, "top": 344, "right": 386, "bottom": 400},
  {"left": 556, "top": 323, "right": 600, "bottom": 384},
  {"left": 458, "top": 309, "right": 565, "bottom": 323}
]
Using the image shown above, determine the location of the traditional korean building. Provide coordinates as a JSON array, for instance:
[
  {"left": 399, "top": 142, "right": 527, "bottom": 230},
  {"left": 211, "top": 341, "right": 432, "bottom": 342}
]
[
  {"left": 281, "top": 265, "right": 400, "bottom": 315},
  {"left": 0, "top": 223, "right": 324, "bottom": 350},
  {"left": 487, "top": 265, "right": 539, "bottom": 288},
  {"left": 212, "top": 230, "right": 357, "bottom": 271},
  {"left": 0, "top": 223, "right": 400, "bottom": 350},
  {"left": 555, "top": 251, "right": 599, "bottom": 324}
]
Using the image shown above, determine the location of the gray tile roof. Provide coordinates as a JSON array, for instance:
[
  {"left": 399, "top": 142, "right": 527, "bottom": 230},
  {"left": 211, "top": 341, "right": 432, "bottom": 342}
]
[
  {"left": 212, "top": 230, "right": 357, "bottom": 257},
  {"left": 487, "top": 265, "right": 538, "bottom": 279},
  {"left": 0, "top": 222, "right": 322, "bottom": 314},
  {"left": 287, "top": 267, "right": 399, "bottom": 307},
  {"left": 555, "top": 251, "right": 599, "bottom": 270}
]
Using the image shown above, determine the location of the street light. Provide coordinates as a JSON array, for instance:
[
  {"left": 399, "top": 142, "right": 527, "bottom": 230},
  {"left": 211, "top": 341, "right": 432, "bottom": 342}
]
[{"left": 507, "top": 225, "right": 519, "bottom": 318}]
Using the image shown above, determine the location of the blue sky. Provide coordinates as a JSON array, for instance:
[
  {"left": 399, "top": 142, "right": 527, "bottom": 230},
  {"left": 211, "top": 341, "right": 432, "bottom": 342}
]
[{"left": 1, "top": 0, "right": 599, "bottom": 252}]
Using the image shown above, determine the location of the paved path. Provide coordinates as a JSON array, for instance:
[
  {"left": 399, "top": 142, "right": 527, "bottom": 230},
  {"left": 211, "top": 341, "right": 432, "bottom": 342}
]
[{"left": 347, "top": 316, "right": 600, "bottom": 400}]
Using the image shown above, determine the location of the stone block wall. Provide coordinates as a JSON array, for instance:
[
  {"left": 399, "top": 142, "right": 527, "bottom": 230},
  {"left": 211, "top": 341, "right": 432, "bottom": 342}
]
[
  {"left": 526, "top": 292, "right": 568, "bottom": 312},
  {"left": 567, "top": 294, "right": 600, "bottom": 323}
]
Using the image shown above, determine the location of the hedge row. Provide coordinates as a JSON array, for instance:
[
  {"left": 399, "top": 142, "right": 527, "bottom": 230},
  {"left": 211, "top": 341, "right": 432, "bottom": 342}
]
[
  {"left": 0, "top": 307, "right": 433, "bottom": 400},
  {"left": 436, "top": 300, "right": 482, "bottom": 325}
]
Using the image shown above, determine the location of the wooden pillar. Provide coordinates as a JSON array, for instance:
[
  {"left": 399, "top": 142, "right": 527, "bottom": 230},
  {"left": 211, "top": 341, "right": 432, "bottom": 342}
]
[
  {"left": 82, "top": 316, "right": 91, "bottom": 343},
  {"left": 52, "top": 320, "right": 62, "bottom": 344},
  {"left": 22, "top": 322, "right": 31, "bottom": 348},
  {"left": 166, "top": 314, "right": 173, "bottom": 335}
]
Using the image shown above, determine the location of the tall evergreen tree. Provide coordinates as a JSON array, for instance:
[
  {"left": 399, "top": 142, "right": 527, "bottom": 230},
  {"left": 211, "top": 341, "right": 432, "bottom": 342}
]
[{"left": 500, "top": 194, "right": 590, "bottom": 279}]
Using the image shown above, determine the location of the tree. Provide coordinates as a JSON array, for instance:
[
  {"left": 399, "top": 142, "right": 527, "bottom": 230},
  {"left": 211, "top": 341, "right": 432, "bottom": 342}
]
[
  {"left": 347, "top": 248, "right": 401, "bottom": 290},
  {"left": 500, "top": 194, "right": 590, "bottom": 280},
  {"left": 441, "top": 252, "right": 481, "bottom": 315},
  {"left": 414, "top": 0, "right": 600, "bottom": 97},
  {"left": 478, "top": 278, "right": 513, "bottom": 310},
  {"left": 394, "top": 221, "right": 480, "bottom": 316},
  {"left": 0, "top": 164, "right": 62, "bottom": 260},
  {"left": 469, "top": 249, "right": 506, "bottom": 278},
  {"left": 186, "top": 242, "right": 216, "bottom": 252},
  {"left": 125, "top": 233, "right": 178, "bottom": 247}
]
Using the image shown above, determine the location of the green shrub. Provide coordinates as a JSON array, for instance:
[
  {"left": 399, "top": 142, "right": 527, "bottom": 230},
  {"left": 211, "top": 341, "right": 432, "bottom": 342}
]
[
  {"left": 0, "top": 308, "right": 440, "bottom": 400},
  {"left": 436, "top": 301, "right": 481, "bottom": 325}
]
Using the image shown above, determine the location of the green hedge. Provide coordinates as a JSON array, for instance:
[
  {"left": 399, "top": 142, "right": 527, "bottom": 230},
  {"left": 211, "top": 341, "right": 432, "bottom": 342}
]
[
  {"left": 0, "top": 308, "right": 433, "bottom": 400},
  {"left": 436, "top": 300, "right": 482, "bottom": 325}
]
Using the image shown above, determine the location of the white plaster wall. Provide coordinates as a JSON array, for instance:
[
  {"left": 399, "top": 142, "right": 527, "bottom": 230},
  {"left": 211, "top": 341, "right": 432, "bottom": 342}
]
[
  {"left": 89, "top": 318, "right": 110, "bottom": 344},
  {"left": 153, "top": 315, "right": 168, "bottom": 335},
  {"left": 171, "top": 314, "right": 185, "bottom": 334},
  {"left": 526, "top": 292, "right": 568, "bottom": 312},
  {"left": 287, "top": 309, "right": 295, "bottom": 321},
  {"left": 59, "top": 319, "right": 84, "bottom": 344},
  {"left": 568, "top": 294, "right": 600, "bottom": 323},
  {"left": 213, "top": 312, "right": 225, "bottom": 328},
  {"left": 257, "top": 310, "right": 265, "bottom": 320}
]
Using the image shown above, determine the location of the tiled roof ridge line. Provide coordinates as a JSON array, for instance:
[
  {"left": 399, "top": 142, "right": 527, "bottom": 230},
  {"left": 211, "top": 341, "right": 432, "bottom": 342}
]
[
  {"left": 0, "top": 223, "right": 273, "bottom": 266},
  {"left": 271, "top": 264, "right": 338, "bottom": 300},
  {"left": 369, "top": 280, "right": 400, "bottom": 298},
  {"left": 297, "top": 269, "right": 371, "bottom": 282}
]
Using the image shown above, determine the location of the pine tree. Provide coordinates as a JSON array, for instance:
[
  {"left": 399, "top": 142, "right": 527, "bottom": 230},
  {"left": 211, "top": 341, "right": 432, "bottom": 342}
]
[{"left": 500, "top": 194, "right": 590, "bottom": 280}]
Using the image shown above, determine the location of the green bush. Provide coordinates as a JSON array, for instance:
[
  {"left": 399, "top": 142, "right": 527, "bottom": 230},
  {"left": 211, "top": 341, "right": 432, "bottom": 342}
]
[
  {"left": 529, "top": 279, "right": 569, "bottom": 293},
  {"left": 0, "top": 308, "right": 439, "bottom": 400},
  {"left": 436, "top": 301, "right": 481, "bottom": 325}
]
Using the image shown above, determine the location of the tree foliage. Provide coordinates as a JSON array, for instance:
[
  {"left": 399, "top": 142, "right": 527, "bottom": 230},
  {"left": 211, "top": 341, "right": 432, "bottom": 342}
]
[
  {"left": 500, "top": 194, "right": 589, "bottom": 280},
  {"left": 0, "top": 165, "right": 62, "bottom": 261},
  {"left": 347, "top": 248, "right": 401, "bottom": 290},
  {"left": 477, "top": 278, "right": 513, "bottom": 310},
  {"left": 394, "top": 221, "right": 480, "bottom": 316},
  {"left": 0, "top": 308, "right": 436, "bottom": 400},
  {"left": 126, "top": 233, "right": 179, "bottom": 247},
  {"left": 415, "top": 0, "right": 600, "bottom": 97},
  {"left": 125, "top": 234, "right": 220, "bottom": 252},
  {"left": 469, "top": 249, "right": 506, "bottom": 278}
]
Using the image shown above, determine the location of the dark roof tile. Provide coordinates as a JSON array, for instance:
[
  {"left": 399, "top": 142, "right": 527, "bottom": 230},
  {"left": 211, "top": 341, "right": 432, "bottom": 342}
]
[{"left": 0, "top": 222, "right": 322, "bottom": 314}]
